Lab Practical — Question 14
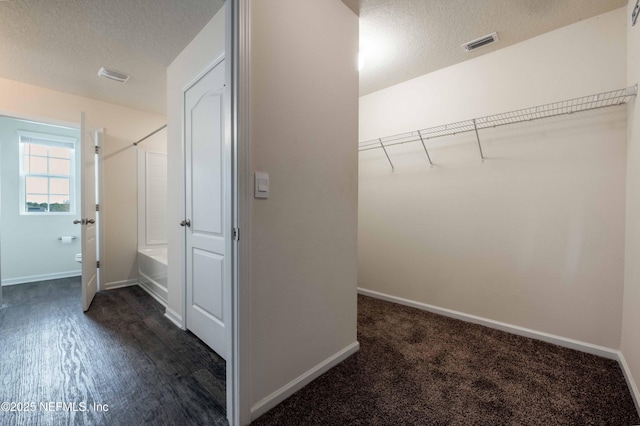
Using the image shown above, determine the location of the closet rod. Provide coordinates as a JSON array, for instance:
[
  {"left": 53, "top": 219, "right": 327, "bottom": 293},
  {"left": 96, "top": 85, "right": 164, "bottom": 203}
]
[
  {"left": 133, "top": 124, "right": 167, "bottom": 146},
  {"left": 359, "top": 86, "right": 638, "bottom": 165}
]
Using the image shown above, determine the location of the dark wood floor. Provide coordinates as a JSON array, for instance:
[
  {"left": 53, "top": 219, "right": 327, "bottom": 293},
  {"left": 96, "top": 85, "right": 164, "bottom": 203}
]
[{"left": 0, "top": 278, "right": 227, "bottom": 426}]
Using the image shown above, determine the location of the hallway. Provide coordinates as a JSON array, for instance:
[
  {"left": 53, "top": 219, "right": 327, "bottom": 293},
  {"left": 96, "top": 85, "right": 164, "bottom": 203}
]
[{"left": 0, "top": 279, "right": 226, "bottom": 425}]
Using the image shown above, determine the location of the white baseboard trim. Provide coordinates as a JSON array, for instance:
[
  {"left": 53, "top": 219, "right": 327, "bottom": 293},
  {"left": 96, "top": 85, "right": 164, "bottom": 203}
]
[
  {"left": 251, "top": 341, "right": 360, "bottom": 421},
  {"left": 137, "top": 273, "right": 168, "bottom": 306},
  {"left": 1, "top": 270, "right": 81, "bottom": 286},
  {"left": 164, "top": 307, "right": 184, "bottom": 329},
  {"left": 103, "top": 279, "right": 139, "bottom": 291},
  {"left": 618, "top": 351, "right": 640, "bottom": 415},
  {"left": 358, "top": 287, "right": 618, "bottom": 360}
]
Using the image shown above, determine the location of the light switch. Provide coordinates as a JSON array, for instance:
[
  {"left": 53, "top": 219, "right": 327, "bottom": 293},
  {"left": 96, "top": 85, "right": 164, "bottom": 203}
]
[
  {"left": 255, "top": 172, "right": 269, "bottom": 199},
  {"left": 258, "top": 178, "right": 268, "bottom": 192}
]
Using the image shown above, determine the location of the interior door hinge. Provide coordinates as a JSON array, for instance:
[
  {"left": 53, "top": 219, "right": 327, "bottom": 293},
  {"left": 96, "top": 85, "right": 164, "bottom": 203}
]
[
  {"left": 233, "top": 227, "right": 240, "bottom": 241},
  {"left": 96, "top": 204, "right": 99, "bottom": 212},
  {"left": 94, "top": 146, "right": 100, "bottom": 154},
  {"left": 96, "top": 260, "right": 100, "bottom": 268}
]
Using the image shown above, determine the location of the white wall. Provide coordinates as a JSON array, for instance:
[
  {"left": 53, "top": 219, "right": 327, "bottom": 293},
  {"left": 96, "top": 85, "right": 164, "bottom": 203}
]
[
  {"left": 0, "top": 116, "right": 81, "bottom": 284},
  {"left": 249, "top": 0, "right": 359, "bottom": 417},
  {"left": 0, "top": 77, "right": 165, "bottom": 288},
  {"left": 359, "top": 8, "right": 627, "bottom": 348},
  {"left": 136, "top": 127, "right": 167, "bottom": 154},
  {"left": 623, "top": 0, "right": 640, "bottom": 409},
  {"left": 166, "top": 5, "right": 225, "bottom": 321}
]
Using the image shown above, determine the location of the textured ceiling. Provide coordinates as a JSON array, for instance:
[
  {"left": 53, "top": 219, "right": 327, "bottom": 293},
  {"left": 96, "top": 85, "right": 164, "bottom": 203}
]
[
  {"left": 0, "top": 1, "right": 627, "bottom": 113},
  {"left": 343, "top": 0, "right": 627, "bottom": 96},
  {"left": 0, "top": 0, "right": 224, "bottom": 115}
]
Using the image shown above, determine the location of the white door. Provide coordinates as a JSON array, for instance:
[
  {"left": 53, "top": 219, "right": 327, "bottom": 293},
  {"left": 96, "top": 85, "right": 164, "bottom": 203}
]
[
  {"left": 79, "top": 112, "right": 97, "bottom": 312},
  {"left": 184, "top": 60, "right": 230, "bottom": 360}
]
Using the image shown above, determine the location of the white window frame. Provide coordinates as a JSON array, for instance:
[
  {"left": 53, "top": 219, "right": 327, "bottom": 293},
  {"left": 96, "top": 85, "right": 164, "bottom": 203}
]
[{"left": 18, "top": 130, "right": 77, "bottom": 216}]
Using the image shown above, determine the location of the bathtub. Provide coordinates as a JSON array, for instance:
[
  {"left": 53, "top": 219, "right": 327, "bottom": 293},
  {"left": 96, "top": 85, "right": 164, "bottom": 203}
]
[{"left": 138, "top": 247, "right": 168, "bottom": 305}]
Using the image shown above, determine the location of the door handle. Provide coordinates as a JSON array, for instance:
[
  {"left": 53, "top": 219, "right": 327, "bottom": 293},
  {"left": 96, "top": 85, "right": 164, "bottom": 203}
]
[
  {"left": 180, "top": 219, "right": 191, "bottom": 227},
  {"left": 73, "top": 219, "right": 84, "bottom": 225},
  {"left": 86, "top": 219, "right": 95, "bottom": 224}
]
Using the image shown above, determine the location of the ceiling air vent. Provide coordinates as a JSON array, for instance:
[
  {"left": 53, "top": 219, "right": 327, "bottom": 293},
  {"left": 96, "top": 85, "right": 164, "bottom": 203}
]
[
  {"left": 98, "top": 67, "right": 129, "bottom": 83},
  {"left": 462, "top": 32, "right": 499, "bottom": 52}
]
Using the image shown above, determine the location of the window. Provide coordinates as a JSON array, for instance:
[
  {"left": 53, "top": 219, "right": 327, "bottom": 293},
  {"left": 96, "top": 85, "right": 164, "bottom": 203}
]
[{"left": 19, "top": 131, "right": 77, "bottom": 214}]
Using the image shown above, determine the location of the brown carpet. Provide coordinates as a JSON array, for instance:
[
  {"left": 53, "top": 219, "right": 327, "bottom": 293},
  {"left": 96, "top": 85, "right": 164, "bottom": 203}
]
[{"left": 254, "top": 295, "right": 640, "bottom": 425}]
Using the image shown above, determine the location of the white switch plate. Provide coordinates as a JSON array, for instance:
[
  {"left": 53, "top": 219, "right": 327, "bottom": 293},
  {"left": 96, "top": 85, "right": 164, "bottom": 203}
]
[{"left": 255, "top": 172, "right": 269, "bottom": 199}]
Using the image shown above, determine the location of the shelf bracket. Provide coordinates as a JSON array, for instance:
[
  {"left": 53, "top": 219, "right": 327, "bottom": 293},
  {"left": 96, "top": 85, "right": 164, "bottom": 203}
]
[
  {"left": 417, "top": 131, "right": 433, "bottom": 167},
  {"left": 473, "top": 119, "right": 485, "bottom": 161},
  {"left": 379, "top": 138, "right": 394, "bottom": 171}
]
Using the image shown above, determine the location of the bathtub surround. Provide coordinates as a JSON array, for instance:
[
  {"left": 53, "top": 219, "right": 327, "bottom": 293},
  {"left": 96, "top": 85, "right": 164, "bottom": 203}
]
[
  {"left": 136, "top": 133, "right": 168, "bottom": 305},
  {"left": 0, "top": 116, "right": 81, "bottom": 285},
  {"left": 137, "top": 247, "right": 168, "bottom": 306},
  {"left": 138, "top": 152, "right": 167, "bottom": 247}
]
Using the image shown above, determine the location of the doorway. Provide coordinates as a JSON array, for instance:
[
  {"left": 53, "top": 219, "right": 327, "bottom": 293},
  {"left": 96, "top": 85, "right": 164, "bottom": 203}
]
[{"left": 0, "top": 114, "right": 101, "bottom": 311}]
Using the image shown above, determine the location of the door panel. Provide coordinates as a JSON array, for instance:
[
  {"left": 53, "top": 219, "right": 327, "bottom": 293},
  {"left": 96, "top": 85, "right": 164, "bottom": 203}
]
[
  {"left": 185, "top": 60, "right": 228, "bottom": 360},
  {"left": 192, "top": 249, "right": 224, "bottom": 322},
  {"left": 80, "top": 112, "right": 97, "bottom": 312},
  {"left": 191, "top": 93, "right": 223, "bottom": 236}
]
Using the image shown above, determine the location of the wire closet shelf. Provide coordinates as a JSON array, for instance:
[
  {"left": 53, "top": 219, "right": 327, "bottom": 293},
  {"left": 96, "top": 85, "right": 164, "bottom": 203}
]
[{"left": 359, "top": 86, "right": 637, "bottom": 168}]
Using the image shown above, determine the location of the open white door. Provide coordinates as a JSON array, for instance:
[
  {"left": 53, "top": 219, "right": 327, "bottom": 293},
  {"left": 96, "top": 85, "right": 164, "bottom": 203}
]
[
  {"left": 184, "top": 59, "right": 230, "bottom": 360},
  {"left": 79, "top": 112, "right": 97, "bottom": 312}
]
